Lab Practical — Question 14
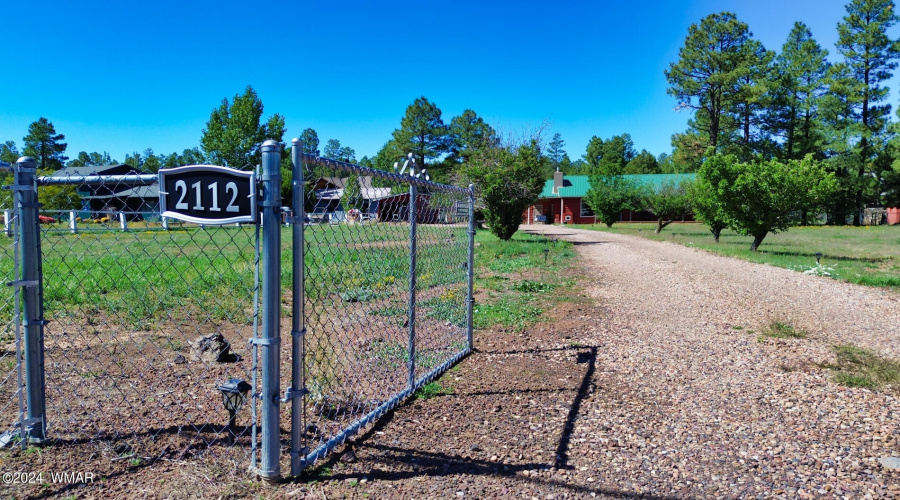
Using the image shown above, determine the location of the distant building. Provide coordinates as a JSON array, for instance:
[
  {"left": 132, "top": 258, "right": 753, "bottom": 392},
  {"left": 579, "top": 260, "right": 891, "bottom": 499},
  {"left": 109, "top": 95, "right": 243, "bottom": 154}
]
[
  {"left": 49, "top": 165, "right": 158, "bottom": 219},
  {"left": 525, "top": 173, "right": 697, "bottom": 225}
]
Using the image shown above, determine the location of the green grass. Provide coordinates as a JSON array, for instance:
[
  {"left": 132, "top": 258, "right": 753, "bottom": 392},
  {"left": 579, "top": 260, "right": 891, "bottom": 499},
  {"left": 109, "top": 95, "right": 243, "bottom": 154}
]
[
  {"left": 822, "top": 344, "right": 900, "bottom": 391},
  {"left": 571, "top": 223, "right": 900, "bottom": 290},
  {"left": 415, "top": 381, "right": 450, "bottom": 399},
  {"left": 471, "top": 231, "right": 575, "bottom": 330}
]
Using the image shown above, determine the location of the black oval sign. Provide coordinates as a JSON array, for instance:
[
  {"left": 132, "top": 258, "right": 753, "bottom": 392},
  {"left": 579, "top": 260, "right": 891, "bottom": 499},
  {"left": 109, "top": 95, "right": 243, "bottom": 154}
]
[{"left": 159, "top": 165, "right": 257, "bottom": 224}]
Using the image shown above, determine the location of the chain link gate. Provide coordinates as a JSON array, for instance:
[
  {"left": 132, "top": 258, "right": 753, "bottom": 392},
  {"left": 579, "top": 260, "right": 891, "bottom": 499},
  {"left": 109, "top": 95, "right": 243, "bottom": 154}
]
[
  {"left": 0, "top": 140, "right": 475, "bottom": 484},
  {"left": 286, "top": 143, "right": 475, "bottom": 475}
]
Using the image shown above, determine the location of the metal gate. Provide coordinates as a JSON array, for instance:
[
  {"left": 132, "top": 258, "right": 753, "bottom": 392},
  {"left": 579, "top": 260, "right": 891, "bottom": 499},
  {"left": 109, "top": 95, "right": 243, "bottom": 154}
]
[{"left": 0, "top": 140, "right": 475, "bottom": 481}]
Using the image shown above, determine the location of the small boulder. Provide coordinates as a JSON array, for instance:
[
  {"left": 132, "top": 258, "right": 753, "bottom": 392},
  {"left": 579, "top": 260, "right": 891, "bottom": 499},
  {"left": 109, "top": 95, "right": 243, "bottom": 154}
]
[{"left": 190, "top": 333, "right": 233, "bottom": 363}]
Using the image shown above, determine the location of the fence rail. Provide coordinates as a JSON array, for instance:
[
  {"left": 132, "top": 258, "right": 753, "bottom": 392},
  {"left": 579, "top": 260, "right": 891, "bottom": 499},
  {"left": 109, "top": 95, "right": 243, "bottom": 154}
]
[{"left": 0, "top": 142, "right": 474, "bottom": 482}]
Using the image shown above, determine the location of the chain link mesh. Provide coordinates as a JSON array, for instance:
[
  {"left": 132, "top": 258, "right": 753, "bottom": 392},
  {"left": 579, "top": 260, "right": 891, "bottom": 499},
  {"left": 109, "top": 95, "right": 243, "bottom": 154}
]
[
  {"left": 0, "top": 179, "right": 22, "bottom": 448},
  {"left": 4, "top": 169, "right": 260, "bottom": 472},
  {"left": 299, "top": 159, "right": 472, "bottom": 467}
]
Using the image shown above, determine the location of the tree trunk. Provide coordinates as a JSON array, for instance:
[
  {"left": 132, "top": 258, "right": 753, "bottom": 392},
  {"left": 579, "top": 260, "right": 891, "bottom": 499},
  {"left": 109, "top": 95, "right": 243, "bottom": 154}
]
[
  {"left": 655, "top": 219, "right": 672, "bottom": 234},
  {"left": 712, "top": 227, "right": 721, "bottom": 242},
  {"left": 750, "top": 232, "right": 767, "bottom": 252}
]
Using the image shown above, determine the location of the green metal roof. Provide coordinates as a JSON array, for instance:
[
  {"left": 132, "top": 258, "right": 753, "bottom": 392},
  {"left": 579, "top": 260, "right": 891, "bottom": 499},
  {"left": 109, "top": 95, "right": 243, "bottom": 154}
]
[{"left": 539, "top": 174, "right": 697, "bottom": 198}]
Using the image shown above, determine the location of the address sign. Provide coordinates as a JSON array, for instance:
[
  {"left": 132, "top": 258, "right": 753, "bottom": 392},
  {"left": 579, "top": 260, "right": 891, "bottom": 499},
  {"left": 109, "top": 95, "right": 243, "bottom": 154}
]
[{"left": 159, "top": 165, "right": 257, "bottom": 224}]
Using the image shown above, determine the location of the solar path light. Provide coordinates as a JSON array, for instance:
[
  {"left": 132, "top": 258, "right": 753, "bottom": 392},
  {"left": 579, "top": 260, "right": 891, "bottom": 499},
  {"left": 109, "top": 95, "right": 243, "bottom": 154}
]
[{"left": 218, "top": 378, "right": 251, "bottom": 441}]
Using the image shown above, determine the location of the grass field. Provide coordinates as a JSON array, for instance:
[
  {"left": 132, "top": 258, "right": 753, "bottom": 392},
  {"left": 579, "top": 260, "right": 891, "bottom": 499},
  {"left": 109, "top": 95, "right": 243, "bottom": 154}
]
[{"left": 570, "top": 222, "right": 900, "bottom": 290}]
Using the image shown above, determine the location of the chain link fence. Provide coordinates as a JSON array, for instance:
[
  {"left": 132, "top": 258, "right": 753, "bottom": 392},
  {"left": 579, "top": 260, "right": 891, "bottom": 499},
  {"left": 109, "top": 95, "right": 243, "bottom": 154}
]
[
  {"left": 296, "top": 154, "right": 474, "bottom": 470},
  {"left": 0, "top": 146, "right": 474, "bottom": 483}
]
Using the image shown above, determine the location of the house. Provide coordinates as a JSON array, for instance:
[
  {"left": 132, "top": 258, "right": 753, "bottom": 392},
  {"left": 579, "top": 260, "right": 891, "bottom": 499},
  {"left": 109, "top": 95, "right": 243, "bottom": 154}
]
[
  {"left": 525, "top": 172, "right": 697, "bottom": 225},
  {"left": 49, "top": 164, "right": 158, "bottom": 219},
  {"left": 310, "top": 176, "right": 392, "bottom": 221}
]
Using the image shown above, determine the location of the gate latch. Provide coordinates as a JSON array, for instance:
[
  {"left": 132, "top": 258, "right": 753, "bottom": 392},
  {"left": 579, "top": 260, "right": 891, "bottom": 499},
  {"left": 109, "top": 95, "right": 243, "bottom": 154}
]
[{"left": 278, "top": 387, "right": 308, "bottom": 404}]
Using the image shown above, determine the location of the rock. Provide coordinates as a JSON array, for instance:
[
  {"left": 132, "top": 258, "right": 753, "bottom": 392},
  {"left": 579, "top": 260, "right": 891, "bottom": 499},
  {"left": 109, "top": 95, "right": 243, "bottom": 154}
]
[
  {"left": 173, "top": 354, "right": 186, "bottom": 364},
  {"left": 877, "top": 457, "right": 900, "bottom": 470},
  {"left": 189, "top": 333, "right": 234, "bottom": 363}
]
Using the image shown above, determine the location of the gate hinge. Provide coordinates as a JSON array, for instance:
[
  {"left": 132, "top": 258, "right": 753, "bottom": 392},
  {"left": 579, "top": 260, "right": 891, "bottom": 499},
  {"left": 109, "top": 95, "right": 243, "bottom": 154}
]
[
  {"left": 291, "top": 329, "right": 306, "bottom": 339},
  {"left": 278, "top": 387, "right": 308, "bottom": 404},
  {"left": 284, "top": 216, "right": 305, "bottom": 224},
  {"left": 3, "top": 184, "right": 35, "bottom": 192},
  {"left": 248, "top": 337, "right": 281, "bottom": 346},
  {"left": 7, "top": 280, "right": 39, "bottom": 288}
]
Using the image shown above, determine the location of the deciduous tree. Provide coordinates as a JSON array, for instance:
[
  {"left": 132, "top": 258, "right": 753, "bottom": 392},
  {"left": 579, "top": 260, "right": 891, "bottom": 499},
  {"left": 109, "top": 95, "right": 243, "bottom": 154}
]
[
  {"left": 466, "top": 140, "right": 546, "bottom": 240},
  {"left": 640, "top": 180, "right": 691, "bottom": 233},
  {"left": 583, "top": 176, "right": 641, "bottom": 228},
  {"left": 699, "top": 153, "right": 837, "bottom": 250}
]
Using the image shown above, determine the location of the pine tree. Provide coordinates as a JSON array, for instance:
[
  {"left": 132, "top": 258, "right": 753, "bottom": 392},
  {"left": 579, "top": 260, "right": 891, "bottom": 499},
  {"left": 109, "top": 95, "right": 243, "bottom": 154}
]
[
  {"left": 391, "top": 97, "right": 449, "bottom": 168},
  {"left": 23, "top": 117, "right": 68, "bottom": 170},
  {"left": 666, "top": 12, "right": 760, "bottom": 151},
  {"left": 200, "top": 85, "right": 285, "bottom": 169},
  {"left": 835, "top": 0, "right": 900, "bottom": 224},
  {"left": 768, "top": 22, "right": 830, "bottom": 160}
]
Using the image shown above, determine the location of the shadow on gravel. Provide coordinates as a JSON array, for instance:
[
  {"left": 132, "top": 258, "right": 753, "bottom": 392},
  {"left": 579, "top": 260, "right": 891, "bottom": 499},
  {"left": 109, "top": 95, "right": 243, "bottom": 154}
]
[
  {"left": 296, "top": 345, "right": 673, "bottom": 499},
  {"left": 320, "top": 442, "right": 679, "bottom": 500},
  {"left": 554, "top": 346, "right": 597, "bottom": 470}
]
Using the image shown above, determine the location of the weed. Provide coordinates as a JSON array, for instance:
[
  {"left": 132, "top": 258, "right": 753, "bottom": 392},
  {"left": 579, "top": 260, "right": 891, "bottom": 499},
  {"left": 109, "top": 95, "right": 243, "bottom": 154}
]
[
  {"left": 416, "top": 381, "right": 450, "bottom": 400},
  {"left": 822, "top": 344, "right": 900, "bottom": 390},
  {"left": 760, "top": 321, "right": 807, "bottom": 339},
  {"left": 348, "top": 479, "right": 359, "bottom": 487},
  {"left": 732, "top": 325, "right": 744, "bottom": 330},
  {"left": 130, "top": 458, "right": 141, "bottom": 467},
  {"left": 511, "top": 280, "right": 555, "bottom": 293}
]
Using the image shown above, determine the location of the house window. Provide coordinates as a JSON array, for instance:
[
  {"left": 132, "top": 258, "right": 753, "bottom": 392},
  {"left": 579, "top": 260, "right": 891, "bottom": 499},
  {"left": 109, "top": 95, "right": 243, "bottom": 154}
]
[{"left": 580, "top": 200, "right": 594, "bottom": 217}]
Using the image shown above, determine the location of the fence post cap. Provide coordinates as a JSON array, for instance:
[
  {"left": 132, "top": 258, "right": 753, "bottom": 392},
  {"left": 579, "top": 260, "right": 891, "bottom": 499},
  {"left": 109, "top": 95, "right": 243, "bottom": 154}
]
[
  {"left": 291, "top": 137, "right": 302, "bottom": 146},
  {"left": 261, "top": 140, "right": 281, "bottom": 152},
  {"left": 16, "top": 156, "right": 37, "bottom": 167}
]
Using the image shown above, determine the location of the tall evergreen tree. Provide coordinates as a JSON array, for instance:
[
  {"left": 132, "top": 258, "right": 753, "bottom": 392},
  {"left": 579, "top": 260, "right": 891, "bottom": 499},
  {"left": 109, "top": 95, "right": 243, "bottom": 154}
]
[
  {"left": 391, "top": 97, "right": 449, "bottom": 168},
  {"left": 584, "top": 134, "right": 636, "bottom": 176},
  {"left": 300, "top": 128, "right": 320, "bottom": 157},
  {"left": 665, "top": 13, "right": 760, "bottom": 152},
  {"left": 1, "top": 141, "right": 20, "bottom": 164},
  {"left": 323, "top": 139, "right": 342, "bottom": 160},
  {"left": 768, "top": 22, "right": 830, "bottom": 160},
  {"left": 547, "top": 133, "right": 567, "bottom": 171},
  {"left": 200, "top": 85, "right": 286, "bottom": 169},
  {"left": 835, "top": 0, "right": 900, "bottom": 224},
  {"left": 23, "top": 117, "right": 68, "bottom": 170},
  {"left": 447, "top": 109, "right": 498, "bottom": 166}
]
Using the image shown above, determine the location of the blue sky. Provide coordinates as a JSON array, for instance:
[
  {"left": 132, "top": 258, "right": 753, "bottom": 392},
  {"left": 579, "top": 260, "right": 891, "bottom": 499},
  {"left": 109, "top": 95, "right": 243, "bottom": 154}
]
[{"left": 2, "top": 0, "right": 893, "bottom": 165}]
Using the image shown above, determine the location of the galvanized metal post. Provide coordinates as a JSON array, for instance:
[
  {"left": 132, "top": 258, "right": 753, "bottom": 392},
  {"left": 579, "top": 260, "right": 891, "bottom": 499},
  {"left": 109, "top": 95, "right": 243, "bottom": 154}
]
[
  {"left": 289, "top": 138, "right": 306, "bottom": 476},
  {"left": 407, "top": 169, "right": 418, "bottom": 391},
  {"left": 258, "top": 141, "right": 282, "bottom": 480},
  {"left": 466, "top": 184, "right": 476, "bottom": 351},
  {"left": 4, "top": 209, "right": 11, "bottom": 236},
  {"left": 69, "top": 211, "right": 77, "bottom": 234},
  {"left": 15, "top": 157, "right": 46, "bottom": 443}
]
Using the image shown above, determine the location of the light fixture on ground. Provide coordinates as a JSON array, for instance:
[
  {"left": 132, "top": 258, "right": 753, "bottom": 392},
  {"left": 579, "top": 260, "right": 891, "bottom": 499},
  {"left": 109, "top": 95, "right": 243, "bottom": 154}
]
[{"left": 218, "top": 378, "right": 251, "bottom": 441}]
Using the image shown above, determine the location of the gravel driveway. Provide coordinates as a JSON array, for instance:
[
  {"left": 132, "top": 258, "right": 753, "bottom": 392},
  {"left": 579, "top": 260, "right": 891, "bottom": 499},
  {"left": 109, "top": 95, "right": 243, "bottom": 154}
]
[
  {"left": 235, "top": 226, "right": 900, "bottom": 499},
  {"left": 517, "top": 225, "right": 900, "bottom": 498}
]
